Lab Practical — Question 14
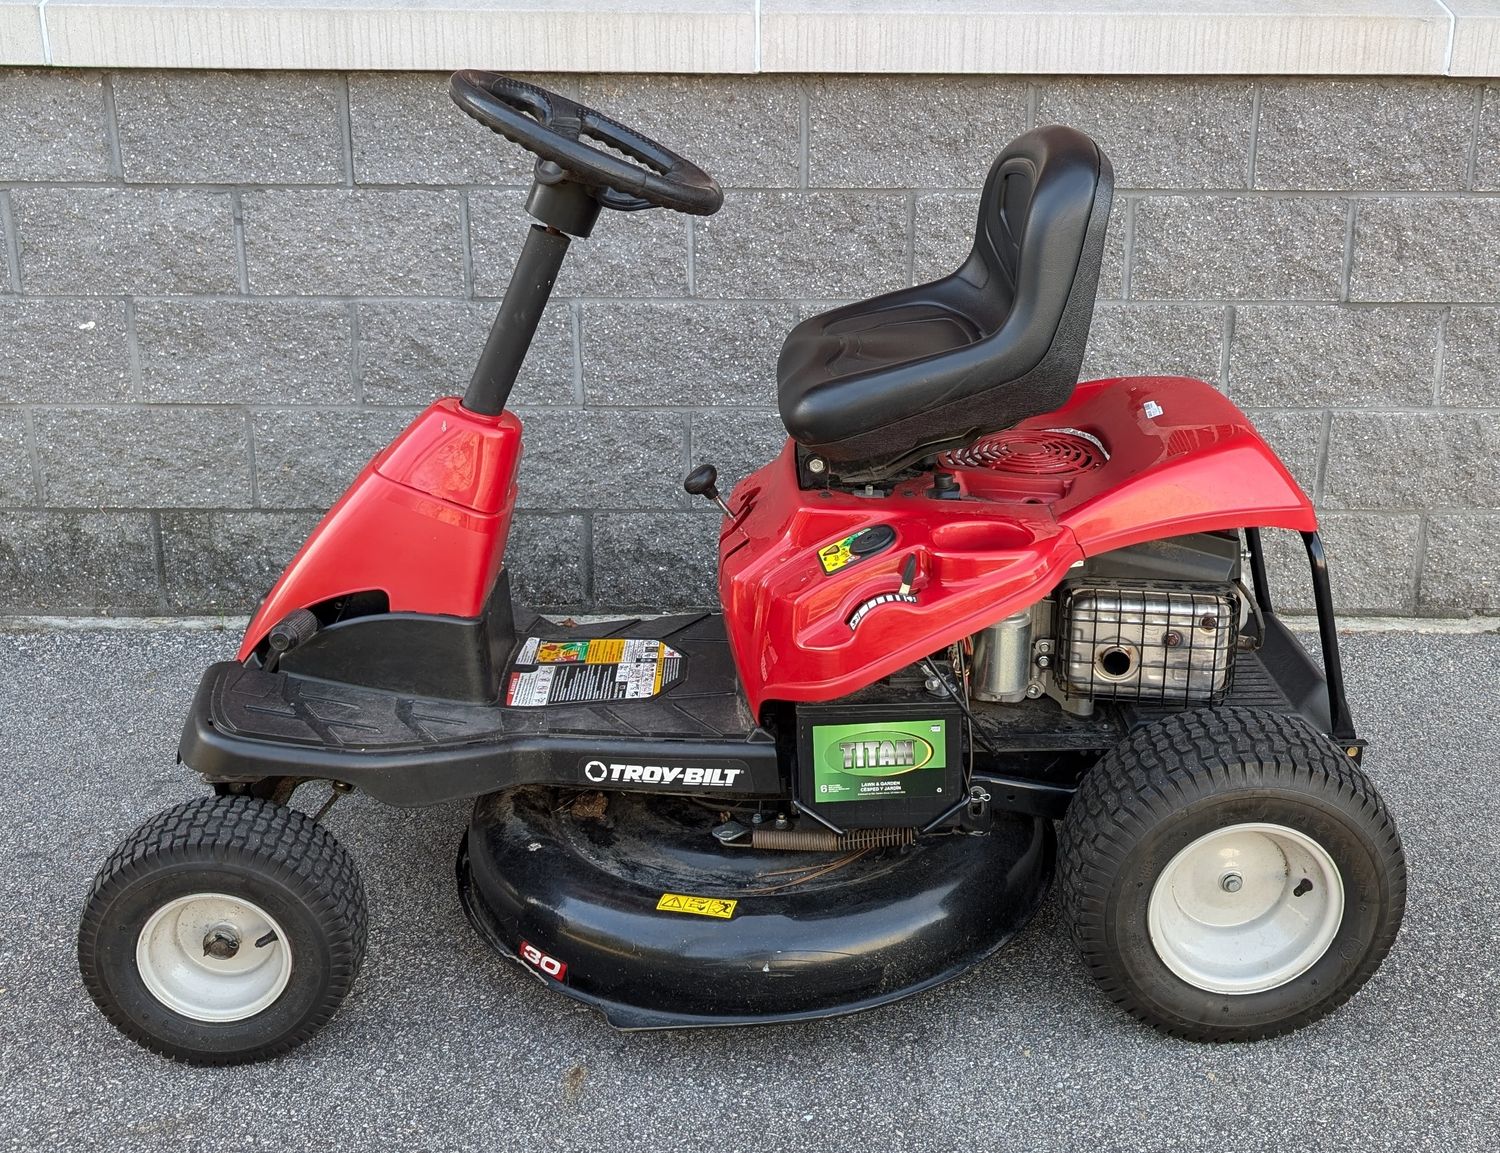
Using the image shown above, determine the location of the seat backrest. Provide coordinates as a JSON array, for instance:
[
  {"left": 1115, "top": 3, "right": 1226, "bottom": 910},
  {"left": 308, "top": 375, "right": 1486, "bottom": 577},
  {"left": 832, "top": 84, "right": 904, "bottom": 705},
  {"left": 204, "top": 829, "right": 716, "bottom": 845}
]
[
  {"left": 961, "top": 125, "right": 1113, "bottom": 356},
  {"left": 777, "top": 125, "right": 1113, "bottom": 482}
]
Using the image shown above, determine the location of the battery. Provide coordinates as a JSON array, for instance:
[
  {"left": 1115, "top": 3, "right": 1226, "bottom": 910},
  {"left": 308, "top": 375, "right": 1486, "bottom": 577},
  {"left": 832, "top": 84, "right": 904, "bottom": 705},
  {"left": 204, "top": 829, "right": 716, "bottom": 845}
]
[{"left": 794, "top": 702, "right": 964, "bottom": 830}]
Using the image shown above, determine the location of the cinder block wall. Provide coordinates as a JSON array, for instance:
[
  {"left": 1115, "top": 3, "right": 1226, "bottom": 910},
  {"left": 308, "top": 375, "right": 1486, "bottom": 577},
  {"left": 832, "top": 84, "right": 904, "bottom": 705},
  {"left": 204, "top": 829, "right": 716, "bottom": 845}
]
[{"left": 0, "top": 70, "right": 1496, "bottom": 616}]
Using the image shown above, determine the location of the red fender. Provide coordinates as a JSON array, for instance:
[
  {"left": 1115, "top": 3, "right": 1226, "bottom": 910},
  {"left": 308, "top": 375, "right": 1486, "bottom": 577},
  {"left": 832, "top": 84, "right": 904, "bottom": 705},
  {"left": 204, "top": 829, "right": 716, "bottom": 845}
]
[{"left": 720, "top": 377, "right": 1317, "bottom": 715}]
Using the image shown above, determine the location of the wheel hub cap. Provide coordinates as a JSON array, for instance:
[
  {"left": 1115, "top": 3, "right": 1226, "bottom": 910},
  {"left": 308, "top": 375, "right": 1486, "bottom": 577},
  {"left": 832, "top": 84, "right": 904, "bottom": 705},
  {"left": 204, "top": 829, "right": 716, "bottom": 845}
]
[
  {"left": 1147, "top": 822, "right": 1344, "bottom": 995},
  {"left": 136, "top": 893, "right": 293, "bottom": 1022}
]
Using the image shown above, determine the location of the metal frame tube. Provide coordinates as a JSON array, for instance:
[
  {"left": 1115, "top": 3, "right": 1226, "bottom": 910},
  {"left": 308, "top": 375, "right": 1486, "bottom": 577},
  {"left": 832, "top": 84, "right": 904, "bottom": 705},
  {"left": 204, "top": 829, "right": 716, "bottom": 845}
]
[
  {"left": 1302, "top": 531, "right": 1357, "bottom": 742},
  {"left": 1244, "top": 527, "right": 1273, "bottom": 613},
  {"left": 463, "top": 223, "right": 571, "bottom": 415}
]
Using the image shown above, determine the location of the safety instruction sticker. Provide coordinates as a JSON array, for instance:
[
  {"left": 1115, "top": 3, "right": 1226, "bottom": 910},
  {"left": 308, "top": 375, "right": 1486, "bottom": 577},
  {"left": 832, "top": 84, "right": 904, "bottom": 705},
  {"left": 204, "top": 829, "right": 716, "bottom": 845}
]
[
  {"left": 656, "top": 892, "right": 737, "bottom": 919},
  {"left": 818, "top": 532, "right": 861, "bottom": 574},
  {"left": 505, "top": 637, "right": 682, "bottom": 707}
]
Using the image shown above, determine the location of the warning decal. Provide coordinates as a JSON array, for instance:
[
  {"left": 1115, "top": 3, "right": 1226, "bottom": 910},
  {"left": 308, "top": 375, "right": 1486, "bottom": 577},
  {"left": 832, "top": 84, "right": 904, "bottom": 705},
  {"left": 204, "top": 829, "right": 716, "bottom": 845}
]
[
  {"left": 818, "top": 533, "right": 859, "bottom": 574},
  {"left": 656, "top": 892, "right": 737, "bottom": 919},
  {"left": 505, "top": 637, "right": 683, "bottom": 707}
]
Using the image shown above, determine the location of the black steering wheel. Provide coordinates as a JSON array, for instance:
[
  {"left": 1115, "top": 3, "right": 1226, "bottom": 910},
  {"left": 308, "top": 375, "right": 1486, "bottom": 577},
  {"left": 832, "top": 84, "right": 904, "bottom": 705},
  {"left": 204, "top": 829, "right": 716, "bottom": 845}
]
[{"left": 449, "top": 71, "right": 723, "bottom": 217}]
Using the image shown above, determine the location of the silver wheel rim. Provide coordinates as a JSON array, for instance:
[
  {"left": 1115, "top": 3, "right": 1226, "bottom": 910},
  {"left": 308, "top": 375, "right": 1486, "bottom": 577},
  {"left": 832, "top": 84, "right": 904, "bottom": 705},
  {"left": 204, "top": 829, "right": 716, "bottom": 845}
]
[
  {"left": 135, "top": 893, "right": 293, "bottom": 1022},
  {"left": 1147, "top": 822, "right": 1344, "bottom": 995}
]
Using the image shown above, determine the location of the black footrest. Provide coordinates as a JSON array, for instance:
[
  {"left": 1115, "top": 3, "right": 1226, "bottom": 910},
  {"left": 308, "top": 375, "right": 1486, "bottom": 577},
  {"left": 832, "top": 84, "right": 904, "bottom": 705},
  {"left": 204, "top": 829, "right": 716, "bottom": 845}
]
[{"left": 179, "top": 613, "right": 780, "bottom": 807}]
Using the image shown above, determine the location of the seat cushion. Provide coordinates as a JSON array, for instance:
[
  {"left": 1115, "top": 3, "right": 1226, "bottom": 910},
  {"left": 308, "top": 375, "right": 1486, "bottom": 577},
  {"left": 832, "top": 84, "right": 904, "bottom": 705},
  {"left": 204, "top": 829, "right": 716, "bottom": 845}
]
[
  {"left": 775, "top": 125, "right": 1114, "bottom": 481},
  {"left": 781, "top": 301, "right": 982, "bottom": 392}
]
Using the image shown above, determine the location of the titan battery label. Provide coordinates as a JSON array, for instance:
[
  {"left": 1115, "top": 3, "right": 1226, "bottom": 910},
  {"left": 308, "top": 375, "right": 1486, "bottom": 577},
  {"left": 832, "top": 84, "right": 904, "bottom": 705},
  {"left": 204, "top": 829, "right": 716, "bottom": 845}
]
[
  {"left": 810, "top": 719, "right": 948, "bottom": 804},
  {"left": 506, "top": 637, "right": 682, "bottom": 707}
]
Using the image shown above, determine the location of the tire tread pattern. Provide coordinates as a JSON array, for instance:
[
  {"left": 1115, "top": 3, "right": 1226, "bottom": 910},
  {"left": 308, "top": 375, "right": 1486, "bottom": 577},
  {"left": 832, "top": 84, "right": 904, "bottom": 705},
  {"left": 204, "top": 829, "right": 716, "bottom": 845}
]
[
  {"left": 1058, "top": 706, "right": 1406, "bottom": 1041},
  {"left": 78, "top": 794, "right": 368, "bottom": 1065}
]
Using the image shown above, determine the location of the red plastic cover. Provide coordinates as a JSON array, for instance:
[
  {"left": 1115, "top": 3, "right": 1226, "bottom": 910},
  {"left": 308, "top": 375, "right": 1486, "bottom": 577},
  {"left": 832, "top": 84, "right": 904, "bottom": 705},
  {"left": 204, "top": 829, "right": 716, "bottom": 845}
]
[{"left": 719, "top": 376, "right": 1317, "bottom": 714}]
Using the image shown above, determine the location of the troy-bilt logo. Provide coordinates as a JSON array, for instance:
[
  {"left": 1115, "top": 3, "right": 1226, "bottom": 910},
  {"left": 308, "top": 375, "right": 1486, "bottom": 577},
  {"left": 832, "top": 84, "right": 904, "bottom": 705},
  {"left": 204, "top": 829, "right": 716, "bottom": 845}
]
[
  {"left": 518, "top": 940, "right": 567, "bottom": 981},
  {"left": 840, "top": 733, "right": 935, "bottom": 772},
  {"left": 582, "top": 759, "right": 744, "bottom": 787}
]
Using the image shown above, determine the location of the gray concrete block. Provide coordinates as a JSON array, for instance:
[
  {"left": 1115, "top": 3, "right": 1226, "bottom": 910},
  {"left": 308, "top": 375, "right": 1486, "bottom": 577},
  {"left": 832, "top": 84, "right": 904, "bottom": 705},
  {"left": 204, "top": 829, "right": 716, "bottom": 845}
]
[
  {"left": 0, "top": 408, "right": 36, "bottom": 504},
  {"left": 1421, "top": 513, "right": 1500, "bottom": 613},
  {"left": 1081, "top": 304, "right": 1227, "bottom": 384},
  {"left": 358, "top": 300, "right": 573, "bottom": 406},
  {"left": 911, "top": 192, "right": 973, "bottom": 286},
  {"left": 809, "top": 76, "right": 1027, "bottom": 189},
  {"left": 13, "top": 189, "right": 237, "bottom": 295},
  {"left": 690, "top": 408, "right": 788, "bottom": 496},
  {"left": 114, "top": 71, "right": 344, "bottom": 185},
  {"left": 1323, "top": 412, "right": 1500, "bottom": 509},
  {"left": 1240, "top": 408, "right": 1324, "bottom": 497},
  {"left": 35, "top": 407, "right": 252, "bottom": 508},
  {"left": 470, "top": 190, "right": 689, "bottom": 298},
  {"left": 251, "top": 407, "right": 416, "bottom": 508},
  {"left": 1255, "top": 80, "right": 1476, "bottom": 191},
  {"left": 1131, "top": 196, "right": 1347, "bottom": 301},
  {"left": 1228, "top": 306, "right": 1440, "bottom": 408},
  {"left": 513, "top": 408, "right": 686, "bottom": 511},
  {"left": 0, "top": 299, "right": 131, "bottom": 403},
  {"left": 349, "top": 72, "right": 546, "bottom": 186},
  {"left": 504, "top": 513, "right": 588, "bottom": 611},
  {"left": 591, "top": 511, "right": 718, "bottom": 610},
  {"left": 1261, "top": 514, "right": 1421, "bottom": 614},
  {"left": 0, "top": 511, "right": 161, "bottom": 613},
  {"left": 242, "top": 189, "right": 464, "bottom": 296},
  {"left": 1318, "top": 512, "right": 1422, "bottom": 613},
  {"left": 1350, "top": 198, "right": 1500, "bottom": 303},
  {"left": 0, "top": 69, "right": 110, "bottom": 182},
  {"left": 694, "top": 191, "right": 907, "bottom": 300},
  {"left": 581, "top": 301, "right": 789, "bottom": 406},
  {"left": 576, "top": 74, "right": 802, "bottom": 189},
  {"left": 1259, "top": 527, "right": 1316, "bottom": 613},
  {"left": 1439, "top": 308, "right": 1500, "bottom": 407},
  {"left": 136, "top": 299, "right": 355, "bottom": 404},
  {"left": 160, "top": 509, "right": 321, "bottom": 612},
  {"left": 1472, "top": 85, "right": 1500, "bottom": 192},
  {"left": 1038, "top": 78, "right": 1253, "bottom": 189}
]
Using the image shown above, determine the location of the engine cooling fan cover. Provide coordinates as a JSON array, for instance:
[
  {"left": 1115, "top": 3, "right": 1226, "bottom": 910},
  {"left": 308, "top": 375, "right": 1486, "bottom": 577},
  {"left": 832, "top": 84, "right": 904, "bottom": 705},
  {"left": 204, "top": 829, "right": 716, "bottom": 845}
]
[
  {"left": 942, "top": 428, "right": 1108, "bottom": 475},
  {"left": 458, "top": 788, "right": 1051, "bottom": 1029}
]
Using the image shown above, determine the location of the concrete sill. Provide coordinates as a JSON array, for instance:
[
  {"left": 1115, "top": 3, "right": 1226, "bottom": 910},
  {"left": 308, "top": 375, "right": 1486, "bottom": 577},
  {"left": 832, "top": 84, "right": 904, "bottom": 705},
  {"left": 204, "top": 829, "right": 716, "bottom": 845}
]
[{"left": 2, "top": 0, "right": 1496, "bottom": 76}]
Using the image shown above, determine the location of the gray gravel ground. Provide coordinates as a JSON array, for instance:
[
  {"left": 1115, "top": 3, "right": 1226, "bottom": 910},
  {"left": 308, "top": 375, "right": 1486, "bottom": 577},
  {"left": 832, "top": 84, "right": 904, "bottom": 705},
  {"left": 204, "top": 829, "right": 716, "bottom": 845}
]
[{"left": 0, "top": 623, "right": 1496, "bottom": 1152}]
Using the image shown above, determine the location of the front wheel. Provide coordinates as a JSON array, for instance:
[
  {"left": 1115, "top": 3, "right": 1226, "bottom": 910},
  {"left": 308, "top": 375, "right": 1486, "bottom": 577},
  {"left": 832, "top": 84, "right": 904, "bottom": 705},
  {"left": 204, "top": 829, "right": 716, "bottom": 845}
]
[
  {"left": 1059, "top": 707, "right": 1405, "bottom": 1041},
  {"left": 78, "top": 794, "right": 367, "bottom": 1064}
]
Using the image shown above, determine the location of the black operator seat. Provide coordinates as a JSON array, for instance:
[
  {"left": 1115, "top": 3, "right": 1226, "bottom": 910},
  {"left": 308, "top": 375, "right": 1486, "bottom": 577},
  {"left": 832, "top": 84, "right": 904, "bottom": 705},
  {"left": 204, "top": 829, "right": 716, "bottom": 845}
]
[{"left": 777, "top": 126, "right": 1114, "bottom": 482}]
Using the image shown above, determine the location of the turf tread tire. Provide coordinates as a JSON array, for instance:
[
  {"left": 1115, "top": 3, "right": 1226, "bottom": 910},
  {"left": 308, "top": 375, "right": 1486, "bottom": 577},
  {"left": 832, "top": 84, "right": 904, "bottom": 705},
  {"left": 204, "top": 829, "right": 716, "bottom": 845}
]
[
  {"left": 78, "top": 794, "right": 367, "bottom": 1065},
  {"left": 1058, "top": 706, "right": 1405, "bottom": 1041}
]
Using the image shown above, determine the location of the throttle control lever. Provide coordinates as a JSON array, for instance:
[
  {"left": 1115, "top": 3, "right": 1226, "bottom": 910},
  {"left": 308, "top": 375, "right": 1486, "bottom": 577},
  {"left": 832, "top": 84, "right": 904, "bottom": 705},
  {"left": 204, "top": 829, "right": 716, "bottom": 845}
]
[{"left": 684, "top": 464, "right": 733, "bottom": 517}]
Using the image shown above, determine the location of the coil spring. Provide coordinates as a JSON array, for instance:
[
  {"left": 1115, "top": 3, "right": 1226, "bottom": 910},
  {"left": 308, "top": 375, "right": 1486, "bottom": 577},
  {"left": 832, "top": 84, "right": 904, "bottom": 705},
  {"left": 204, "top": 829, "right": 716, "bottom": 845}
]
[{"left": 749, "top": 826, "right": 916, "bottom": 852}]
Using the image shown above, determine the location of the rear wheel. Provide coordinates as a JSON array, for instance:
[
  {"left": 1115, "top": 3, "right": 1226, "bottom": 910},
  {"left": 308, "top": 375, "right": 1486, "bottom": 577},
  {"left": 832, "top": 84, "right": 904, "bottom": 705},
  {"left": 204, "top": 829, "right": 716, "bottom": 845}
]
[
  {"left": 1059, "top": 707, "right": 1405, "bottom": 1040},
  {"left": 78, "top": 794, "right": 367, "bottom": 1064}
]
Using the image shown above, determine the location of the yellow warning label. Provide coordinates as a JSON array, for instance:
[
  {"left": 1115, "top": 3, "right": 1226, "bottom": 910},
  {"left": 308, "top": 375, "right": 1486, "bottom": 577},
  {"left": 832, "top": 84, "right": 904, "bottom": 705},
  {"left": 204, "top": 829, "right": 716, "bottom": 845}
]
[
  {"left": 585, "top": 638, "right": 626, "bottom": 664},
  {"left": 656, "top": 892, "right": 737, "bottom": 919},
  {"left": 818, "top": 537, "right": 855, "bottom": 574}
]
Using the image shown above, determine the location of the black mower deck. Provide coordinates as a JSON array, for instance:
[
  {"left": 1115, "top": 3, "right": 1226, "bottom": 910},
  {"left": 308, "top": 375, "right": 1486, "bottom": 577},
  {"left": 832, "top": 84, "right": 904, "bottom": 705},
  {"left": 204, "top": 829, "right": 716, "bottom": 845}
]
[{"left": 458, "top": 789, "right": 1053, "bottom": 1028}]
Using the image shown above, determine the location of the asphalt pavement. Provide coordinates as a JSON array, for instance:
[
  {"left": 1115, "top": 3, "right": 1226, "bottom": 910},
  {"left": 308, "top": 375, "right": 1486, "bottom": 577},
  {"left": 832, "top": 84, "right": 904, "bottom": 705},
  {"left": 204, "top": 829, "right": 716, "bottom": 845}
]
[{"left": 0, "top": 622, "right": 1496, "bottom": 1152}]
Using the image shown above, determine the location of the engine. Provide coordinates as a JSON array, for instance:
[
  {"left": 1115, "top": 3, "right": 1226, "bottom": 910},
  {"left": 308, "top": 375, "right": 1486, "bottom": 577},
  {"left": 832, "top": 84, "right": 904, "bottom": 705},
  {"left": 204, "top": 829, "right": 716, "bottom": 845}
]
[{"left": 970, "top": 531, "right": 1247, "bottom": 710}]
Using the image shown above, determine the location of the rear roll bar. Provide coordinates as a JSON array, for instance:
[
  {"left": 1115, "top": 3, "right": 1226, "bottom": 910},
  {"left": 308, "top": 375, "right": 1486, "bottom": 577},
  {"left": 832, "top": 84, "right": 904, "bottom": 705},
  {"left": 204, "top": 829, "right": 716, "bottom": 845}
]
[{"left": 1244, "top": 528, "right": 1357, "bottom": 745}]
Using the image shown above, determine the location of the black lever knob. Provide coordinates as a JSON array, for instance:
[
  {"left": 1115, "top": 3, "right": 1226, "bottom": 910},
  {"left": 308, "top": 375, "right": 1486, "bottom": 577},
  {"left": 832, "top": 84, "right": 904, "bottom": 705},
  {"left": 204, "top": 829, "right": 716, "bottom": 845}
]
[{"left": 684, "top": 464, "right": 732, "bottom": 517}]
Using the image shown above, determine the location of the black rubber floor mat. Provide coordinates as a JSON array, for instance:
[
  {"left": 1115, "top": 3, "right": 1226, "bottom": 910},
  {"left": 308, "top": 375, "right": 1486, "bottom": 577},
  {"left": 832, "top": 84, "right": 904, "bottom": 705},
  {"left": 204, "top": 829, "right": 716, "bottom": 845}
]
[{"left": 208, "top": 613, "right": 756, "bottom": 753}]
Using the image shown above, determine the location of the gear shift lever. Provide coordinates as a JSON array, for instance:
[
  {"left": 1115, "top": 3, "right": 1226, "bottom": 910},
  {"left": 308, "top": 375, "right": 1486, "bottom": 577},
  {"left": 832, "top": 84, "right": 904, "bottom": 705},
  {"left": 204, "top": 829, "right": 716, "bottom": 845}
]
[{"left": 684, "top": 464, "right": 733, "bottom": 517}]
